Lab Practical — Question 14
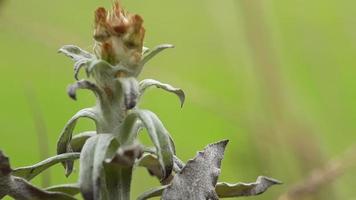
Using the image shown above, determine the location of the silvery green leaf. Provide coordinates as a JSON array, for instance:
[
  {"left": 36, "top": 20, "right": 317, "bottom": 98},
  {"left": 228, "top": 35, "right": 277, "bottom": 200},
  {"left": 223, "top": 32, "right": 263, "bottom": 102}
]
[
  {"left": 58, "top": 45, "right": 93, "bottom": 64},
  {"left": 127, "top": 109, "right": 175, "bottom": 180},
  {"left": 117, "top": 113, "right": 143, "bottom": 145},
  {"left": 70, "top": 131, "right": 96, "bottom": 152},
  {"left": 140, "top": 149, "right": 184, "bottom": 174},
  {"left": 162, "top": 140, "right": 229, "bottom": 200},
  {"left": 136, "top": 185, "right": 168, "bottom": 200},
  {"left": 12, "top": 153, "right": 80, "bottom": 181},
  {"left": 86, "top": 59, "right": 115, "bottom": 83},
  {"left": 118, "top": 77, "right": 139, "bottom": 110},
  {"left": 136, "top": 153, "right": 183, "bottom": 185},
  {"left": 57, "top": 108, "right": 100, "bottom": 177},
  {"left": 139, "top": 79, "right": 185, "bottom": 107},
  {"left": 215, "top": 176, "right": 282, "bottom": 198},
  {"left": 67, "top": 80, "right": 104, "bottom": 103},
  {"left": 140, "top": 44, "right": 174, "bottom": 66},
  {"left": 0, "top": 151, "right": 76, "bottom": 200},
  {"left": 58, "top": 45, "right": 95, "bottom": 80},
  {"left": 143, "top": 138, "right": 177, "bottom": 157},
  {"left": 73, "top": 59, "right": 93, "bottom": 80},
  {"left": 79, "top": 134, "right": 119, "bottom": 200},
  {"left": 79, "top": 135, "right": 99, "bottom": 200},
  {"left": 46, "top": 183, "right": 80, "bottom": 196},
  {"left": 137, "top": 153, "right": 165, "bottom": 181}
]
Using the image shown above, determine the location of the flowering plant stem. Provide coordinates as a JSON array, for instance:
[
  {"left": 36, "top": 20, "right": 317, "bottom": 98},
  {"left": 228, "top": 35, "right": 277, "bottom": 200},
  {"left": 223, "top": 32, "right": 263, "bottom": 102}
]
[{"left": 0, "top": 1, "right": 281, "bottom": 199}]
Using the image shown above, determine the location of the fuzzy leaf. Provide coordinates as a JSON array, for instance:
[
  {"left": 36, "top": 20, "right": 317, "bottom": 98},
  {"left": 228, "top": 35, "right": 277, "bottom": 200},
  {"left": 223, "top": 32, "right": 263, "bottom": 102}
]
[
  {"left": 79, "top": 134, "right": 119, "bottom": 200},
  {"left": 137, "top": 185, "right": 168, "bottom": 200},
  {"left": 139, "top": 79, "right": 185, "bottom": 107},
  {"left": 67, "top": 80, "right": 104, "bottom": 103},
  {"left": 119, "top": 77, "right": 139, "bottom": 110},
  {"left": 216, "top": 176, "right": 282, "bottom": 198},
  {"left": 136, "top": 153, "right": 179, "bottom": 185},
  {"left": 140, "top": 44, "right": 174, "bottom": 66},
  {"left": 46, "top": 183, "right": 80, "bottom": 196},
  {"left": 128, "top": 109, "right": 175, "bottom": 180},
  {"left": 117, "top": 112, "right": 143, "bottom": 145},
  {"left": 57, "top": 108, "right": 100, "bottom": 177},
  {"left": 86, "top": 59, "right": 115, "bottom": 83},
  {"left": 70, "top": 131, "right": 96, "bottom": 152},
  {"left": 58, "top": 45, "right": 93, "bottom": 64},
  {"left": 58, "top": 45, "right": 95, "bottom": 80},
  {"left": 12, "top": 153, "right": 80, "bottom": 181},
  {"left": 140, "top": 148, "right": 184, "bottom": 172},
  {"left": 137, "top": 153, "right": 164, "bottom": 180},
  {"left": 162, "top": 140, "right": 229, "bottom": 200}
]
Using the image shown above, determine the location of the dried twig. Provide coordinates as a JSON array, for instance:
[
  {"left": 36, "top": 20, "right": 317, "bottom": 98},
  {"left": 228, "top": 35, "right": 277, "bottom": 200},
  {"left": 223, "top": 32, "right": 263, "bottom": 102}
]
[{"left": 279, "top": 145, "right": 356, "bottom": 200}]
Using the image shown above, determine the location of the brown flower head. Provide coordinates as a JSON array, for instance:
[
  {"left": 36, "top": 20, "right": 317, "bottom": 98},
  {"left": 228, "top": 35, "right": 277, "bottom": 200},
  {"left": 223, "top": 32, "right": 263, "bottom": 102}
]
[{"left": 94, "top": 0, "right": 145, "bottom": 68}]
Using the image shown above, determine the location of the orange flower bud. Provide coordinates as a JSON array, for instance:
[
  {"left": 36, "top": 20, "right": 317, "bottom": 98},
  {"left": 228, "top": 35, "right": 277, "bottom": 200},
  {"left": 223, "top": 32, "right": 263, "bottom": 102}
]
[{"left": 93, "top": 0, "right": 145, "bottom": 68}]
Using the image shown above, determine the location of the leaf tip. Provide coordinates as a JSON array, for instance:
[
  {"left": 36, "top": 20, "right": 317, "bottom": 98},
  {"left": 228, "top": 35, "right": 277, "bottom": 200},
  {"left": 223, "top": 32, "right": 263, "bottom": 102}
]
[
  {"left": 258, "top": 176, "right": 283, "bottom": 185},
  {"left": 58, "top": 45, "right": 70, "bottom": 54},
  {"left": 178, "top": 90, "right": 185, "bottom": 108},
  {"left": 166, "top": 44, "right": 175, "bottom": 48},
  {"left": 211, "top": 139, "right": 229, "bottom": 148},
  {"left": 74, "top": 72, "right": 80, "bottom": 81},
  {"left": 65, "top": 165, "right": 73, "bottom": 177},
  {"left": 0, "top": 150, "right": 11, "bottom": 176},
  {"left": 67, "top": 84, "right": 77, "bottom": 101}
]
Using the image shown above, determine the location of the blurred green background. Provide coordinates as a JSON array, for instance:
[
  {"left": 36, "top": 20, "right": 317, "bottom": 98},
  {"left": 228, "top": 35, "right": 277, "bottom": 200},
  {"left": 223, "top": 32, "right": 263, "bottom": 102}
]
[{"left": 1, "top": 0, "right": 356, "bottom": 199}]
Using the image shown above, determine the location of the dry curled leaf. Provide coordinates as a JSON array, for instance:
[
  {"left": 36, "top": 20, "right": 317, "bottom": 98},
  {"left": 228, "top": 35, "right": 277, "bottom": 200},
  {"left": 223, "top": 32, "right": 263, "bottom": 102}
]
[
  {"left": 216, "top": 176, "right": 282, "bottom": 198},
  {"left": 162, "top": 140, "right": 229, "bottom": 200}
]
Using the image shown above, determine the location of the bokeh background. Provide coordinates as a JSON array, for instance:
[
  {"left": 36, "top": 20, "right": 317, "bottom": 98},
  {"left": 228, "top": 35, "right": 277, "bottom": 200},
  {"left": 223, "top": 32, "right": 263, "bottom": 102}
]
[{"left": 1, "top": 0, "right": 356, "bottom": 199}]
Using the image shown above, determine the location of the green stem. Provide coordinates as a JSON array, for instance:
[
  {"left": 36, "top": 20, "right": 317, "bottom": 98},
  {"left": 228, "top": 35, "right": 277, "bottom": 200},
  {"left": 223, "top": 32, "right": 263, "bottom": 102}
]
[{"left": 105, "top": 164, "right": 133, "bottom": 200}]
